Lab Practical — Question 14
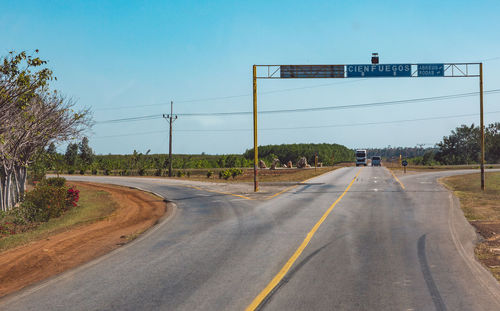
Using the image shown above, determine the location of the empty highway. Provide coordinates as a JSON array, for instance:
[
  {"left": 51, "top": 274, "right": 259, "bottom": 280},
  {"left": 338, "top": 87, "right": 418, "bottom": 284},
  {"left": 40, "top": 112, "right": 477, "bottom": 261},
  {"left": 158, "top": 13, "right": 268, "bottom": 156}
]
[{"left": 2, "top": 167, "right": 500, "bottom": 310}]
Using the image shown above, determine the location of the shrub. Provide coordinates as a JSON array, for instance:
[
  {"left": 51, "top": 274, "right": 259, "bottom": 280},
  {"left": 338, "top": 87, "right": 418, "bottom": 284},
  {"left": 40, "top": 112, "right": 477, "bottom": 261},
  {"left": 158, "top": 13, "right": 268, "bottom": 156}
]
[
  {"left": 230, "top": 168, "right": 243, "bottom": 179},
  {"left": 207, "top": 171, "right": 213, "bottom": 178},
  {"left": 154, "top": 168, "right": 162, "bottom": 176},
  {"left": 186, "top": 171, "right": 191, "bottom": 177},
  {"left": 67, "top": 169, "right": 75, "bottom": 174},
  {"left": 91, "top": 169, "right": 98, "bottom": 175},
  {"left": 42, "top": 177, "right": 66, "bottom": 187},
  {"left": 221, "top": 170, "right": 232, "bottom": 180},
  {"left": 104, "top": 169, "right": 111, "bottom": 176},
  {"left": 176, "top": 170, "right": 184, "bottom": 177},
  {"left": 17, "top": 178, "right": 79, "bottom": 223},
  {"left": 138, "top": 168, "right": 145, "bottom": 176},
  {"left": 218, "top": 168, "right": 243, "bottom": 180},
  {"left": 21, "top": 182, "right": 68, "bottom": 222},
  {"left": 79, "top": 169, "right": 85, "bottom": 175},
  {"left": 0, "top": 222, "right": 16, "bottom": 236},
  {"left": 66, "top": 187, "right": 80, "bottom": 207},
  {"left": 30, "top": 165, "right": 46, "bottom": 183}
]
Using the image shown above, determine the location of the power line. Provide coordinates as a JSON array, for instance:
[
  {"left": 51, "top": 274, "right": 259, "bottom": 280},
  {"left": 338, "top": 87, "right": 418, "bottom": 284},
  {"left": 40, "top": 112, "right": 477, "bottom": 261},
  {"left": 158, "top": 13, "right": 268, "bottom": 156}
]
[
  {"left": 94, "top": 56, "right": 500, "bottom": 112},
  {"left": 95, "top": 114, "right": 162, "bottom": 124},
  {"left": 483, "top": 56, "right": 500, "bottom": 62},
  {"left": 93, "top": 110, "right": 500, "bottom": 138},
  {"left": 177, "top": 89, "right": 500, "bottom": 117},
  {"left": 95, "top": 89, "right": 500, "bottom": 124},
  {"left": 94, "top": 79, "right": 368, "bottom": 111}
]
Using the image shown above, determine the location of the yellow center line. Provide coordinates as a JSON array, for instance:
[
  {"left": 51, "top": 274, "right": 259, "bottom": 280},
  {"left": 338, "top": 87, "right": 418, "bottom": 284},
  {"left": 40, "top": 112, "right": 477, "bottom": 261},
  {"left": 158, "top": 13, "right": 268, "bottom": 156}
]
[
  {"left": 245, "top": 168, "right": 363, "bottom": 311},
  {"left": 388, "top": 168, "right": 405, "bottom": 190},
  {"left": 184, "top": 185, "right": 253, "bottom": 200},
  {"left": 265, "top": 185, "right": 298, "bottom": 200}
]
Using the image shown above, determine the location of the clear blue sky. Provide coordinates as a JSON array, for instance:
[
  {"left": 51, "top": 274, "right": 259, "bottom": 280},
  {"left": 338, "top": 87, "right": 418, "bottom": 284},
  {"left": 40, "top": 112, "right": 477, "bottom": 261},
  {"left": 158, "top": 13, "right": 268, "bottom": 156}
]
[{"left": 2, "top": 0, "right": 499, "bottom": 155}]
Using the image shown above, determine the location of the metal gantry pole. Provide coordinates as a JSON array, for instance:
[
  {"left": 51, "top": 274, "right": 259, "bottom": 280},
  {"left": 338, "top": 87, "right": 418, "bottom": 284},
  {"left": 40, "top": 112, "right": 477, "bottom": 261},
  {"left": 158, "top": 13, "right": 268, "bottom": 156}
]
[
  {"left": 253, "top": 65, "right": 259, "bottom": 192},
  {"left": 480, "top": 63, "right": 485, "bottom": 191}
]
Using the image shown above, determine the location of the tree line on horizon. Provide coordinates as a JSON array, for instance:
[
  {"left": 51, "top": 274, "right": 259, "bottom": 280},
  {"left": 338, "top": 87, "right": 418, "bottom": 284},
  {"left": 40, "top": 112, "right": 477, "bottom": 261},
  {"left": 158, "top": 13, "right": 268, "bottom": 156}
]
[{"left": 32, "top": 122, "right": 500, "bottom": 178}]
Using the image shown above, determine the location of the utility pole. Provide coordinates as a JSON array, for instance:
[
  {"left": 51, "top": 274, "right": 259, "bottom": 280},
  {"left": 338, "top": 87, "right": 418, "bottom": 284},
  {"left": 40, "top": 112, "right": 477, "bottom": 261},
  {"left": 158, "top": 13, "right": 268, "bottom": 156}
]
[{"left": 163, "top": 101, "right": 177, "bottom": 177}]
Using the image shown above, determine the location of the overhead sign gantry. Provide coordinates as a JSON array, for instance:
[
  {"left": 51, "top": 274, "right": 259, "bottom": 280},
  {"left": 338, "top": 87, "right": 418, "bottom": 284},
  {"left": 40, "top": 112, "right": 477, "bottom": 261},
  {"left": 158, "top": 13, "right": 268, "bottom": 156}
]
[{"left": 252, "top": 58, "right": 485, "bottom": 191}]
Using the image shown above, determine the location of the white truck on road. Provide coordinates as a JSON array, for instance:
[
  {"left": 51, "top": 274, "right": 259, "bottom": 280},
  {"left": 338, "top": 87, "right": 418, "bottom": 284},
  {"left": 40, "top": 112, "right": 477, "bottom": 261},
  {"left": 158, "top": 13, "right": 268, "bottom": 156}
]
[{"left": 355, "top": 149, "right": 367, "bottom": 166}]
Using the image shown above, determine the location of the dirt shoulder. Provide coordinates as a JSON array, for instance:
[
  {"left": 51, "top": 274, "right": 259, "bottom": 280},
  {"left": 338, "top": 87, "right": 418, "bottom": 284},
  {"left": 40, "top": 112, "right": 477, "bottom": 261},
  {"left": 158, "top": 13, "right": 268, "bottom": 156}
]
[{"left": 0, "top": 182, "right": 170, "bottom": 298}]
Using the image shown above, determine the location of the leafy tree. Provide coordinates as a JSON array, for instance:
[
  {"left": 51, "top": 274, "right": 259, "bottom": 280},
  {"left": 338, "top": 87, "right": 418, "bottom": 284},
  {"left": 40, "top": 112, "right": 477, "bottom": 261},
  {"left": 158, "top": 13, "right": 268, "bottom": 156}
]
[
  {"left": 422, "top": 150, "right": 436, "bottom": 165},
  {"left": 435, "top": 124, "right": 480, "bottom": 165},
  {"left": 65, "top": 143, "right": 79, "bottom": 167},
  {"left": 79, "top": 137, "right": 94, "bottom": 167},
  {"left": 485, "top": 122, "right": 500, "bottom": 163}
]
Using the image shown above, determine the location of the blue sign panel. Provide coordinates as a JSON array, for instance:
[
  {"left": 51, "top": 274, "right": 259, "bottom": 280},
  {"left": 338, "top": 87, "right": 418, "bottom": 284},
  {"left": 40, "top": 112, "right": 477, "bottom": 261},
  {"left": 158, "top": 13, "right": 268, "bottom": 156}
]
[
  {"left": 346, "top": 64, "right": 411, "bottom": 77},
  {"left": 280, "top": 65, "right": 344, "bottom": 78},
  {"left": 418, "top": 63, "right": 444, "bottom": 77}
]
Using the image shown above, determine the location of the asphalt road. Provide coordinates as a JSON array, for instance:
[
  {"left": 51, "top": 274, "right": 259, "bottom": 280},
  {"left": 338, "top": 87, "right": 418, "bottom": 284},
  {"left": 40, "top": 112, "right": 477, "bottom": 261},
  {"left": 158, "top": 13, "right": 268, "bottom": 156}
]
[{"left": 2, "top": 167, "right": 500, "bottom": 310}]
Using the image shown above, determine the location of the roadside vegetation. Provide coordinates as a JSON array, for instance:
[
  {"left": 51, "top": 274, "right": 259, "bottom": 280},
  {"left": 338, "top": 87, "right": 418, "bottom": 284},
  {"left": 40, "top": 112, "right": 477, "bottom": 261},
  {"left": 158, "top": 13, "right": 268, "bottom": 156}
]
[
  {"left": 0, "top": 177, "right": 116, "bottom": 252},
  {"left": 0, "top": 51, "right": 91, "bottom": 212},
  {"left": 33, "top": 142, "right": 354, "bottom": 178},
  {"left": 441, "top": 172, "right": 500, "bottom": 281},
  {"left": 390, "top": 123, "right": 500, "bottom": 166},
  {"left": 185, "top": 166, "right": 337, "bottom": 183}
]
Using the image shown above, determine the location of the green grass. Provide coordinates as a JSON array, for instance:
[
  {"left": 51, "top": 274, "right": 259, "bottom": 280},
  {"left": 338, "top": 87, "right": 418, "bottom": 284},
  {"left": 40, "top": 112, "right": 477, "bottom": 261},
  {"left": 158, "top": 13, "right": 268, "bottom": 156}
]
[{"left": 0, "top": 185, "right": 116, "bottom": 252}]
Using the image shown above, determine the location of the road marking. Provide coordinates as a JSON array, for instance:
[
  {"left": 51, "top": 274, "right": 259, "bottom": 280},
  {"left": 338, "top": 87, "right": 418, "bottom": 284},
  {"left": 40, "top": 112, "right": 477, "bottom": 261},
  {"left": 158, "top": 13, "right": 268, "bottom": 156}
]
[
  {"left": 159, "top": 169, "right": 341, "bottom": 202},
  {"left": 245, "top": 168, "right": 363, "bottom": 311},
  {"left": 265, "top": 170, "right": 335, "bottom": 200},
  {"left": 388, "top": 169, "right": 405, "bottom": 190},
  {"left": 265, "top": 185, "right": 297, "bottom": 200},
  {"left": 185, "top": 185, "right": 253, "bottom": 200}
]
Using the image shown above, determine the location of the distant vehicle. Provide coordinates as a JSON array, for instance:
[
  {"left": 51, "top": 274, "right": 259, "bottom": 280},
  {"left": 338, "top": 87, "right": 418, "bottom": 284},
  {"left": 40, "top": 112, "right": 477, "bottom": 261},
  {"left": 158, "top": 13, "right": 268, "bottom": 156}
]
[
  {"left": 371, "top": 156, "right": 382, "bottom": 166},
  {"left": 355, "top": 149, "right": 367, "bottom": 166}
]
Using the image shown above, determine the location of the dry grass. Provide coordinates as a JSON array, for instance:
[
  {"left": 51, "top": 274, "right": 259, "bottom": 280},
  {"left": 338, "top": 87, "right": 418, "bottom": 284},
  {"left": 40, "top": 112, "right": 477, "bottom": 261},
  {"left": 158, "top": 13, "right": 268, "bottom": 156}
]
[{"left": 441, "top": 172, "right": 500, "bottom": 281}]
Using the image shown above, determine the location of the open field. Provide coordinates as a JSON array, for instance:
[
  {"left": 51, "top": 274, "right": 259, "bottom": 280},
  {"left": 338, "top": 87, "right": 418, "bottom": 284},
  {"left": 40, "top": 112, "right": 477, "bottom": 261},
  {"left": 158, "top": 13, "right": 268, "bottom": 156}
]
[{"left": 441, "top": 172, "right": 500, "bottom": 281}]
